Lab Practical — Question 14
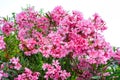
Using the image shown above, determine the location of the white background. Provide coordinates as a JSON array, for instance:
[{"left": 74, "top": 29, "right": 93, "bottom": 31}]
[{"left": 0, "top": 0, "right": 120, "bottom": 47}]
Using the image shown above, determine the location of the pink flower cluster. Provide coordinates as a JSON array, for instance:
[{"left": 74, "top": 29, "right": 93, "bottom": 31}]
[
  {"left": 50, "top": 6, "right": 114, "bottom": 64},
  {"left": 51, "top": 6, "right": 68, "bottom": 25},
  {"left": 0, "top": 70, "right": 8, "bottom": 80},
  {"left": 0, "top": 63, "right": 8, "bottom": 80},
  {"left": 16, "top": 7, "right": 50, "bottom": 56},
  {"left": 0, "top": 20, "right": 15, "bottom": 36},
  {"left": 0, "top": 36, "right": 5, "bottom": 50},
  {"left": 14, "top": 67, "right": 40, "bottom": 80},
  {"left": 113, "top": 48, "right": 120, "bottom": 64},
  {"left": 42, "top": 60, "right": 71, "bottom": 80},
  {"left": 76, "top": 71, "right": 92, "bottom": 80},
  {"left": 72, "top": 59, "right": 92, "bottom": 80},
  {"left": 40, "top": 31, "right": 70, "bottom": 58},
  {"left": 0, "top": 6, "right": 117, "bottom": 80},
  {"left": 15, "top": 6, "right": 114, "bottom": 64},
  {"left": 16, "top": 7, "right": 38, "bottom": 29},
  {"left": 10, "top": 57, "right": 22, "bottom": 70}
]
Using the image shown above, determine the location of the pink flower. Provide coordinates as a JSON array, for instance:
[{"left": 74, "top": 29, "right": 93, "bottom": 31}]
[
  {"left": 1, "top": 21, "right": 15, "bottom": 36},
  {"left": 42, "top": 63, "right": 52, "bottom": 70},
  {"left": 81, "top": 71, "right": 92, "bottom": 79},
  {"left": 93, "top": 13, "right": 107, "bottom": 31},
  {"left": 52, "top": 60, "right": 59, "bottom": 67},
  {"left": 103, "top": 72, "right": 110, "bottom": 76},
  {"left": 72, "top": 10, "right": 83, "bottom": 20},
  {"left": 14, "top": 67, "right": 40, "bottom": 80},
  {"left": 15, "top": 7, "right": 38, "bottom": 29},
  {"left": 0, "top": 70, "right": 8, "bottom": 79},
  {"left": 37, "top": 16, "right": 49, "bottom": 32},
  {"left": 0, "top": 36, "right": 6, "bottom": 50},
  {"left": 0, "top": 63, "right": 4, "bottom": 69},
  {"left": 14, "top": 63, "right": 22, "bottom": 70},
  {"left": 113, "top": 49, "right": 120, "bottom": 64},
  {"left": 51, "top": 6, "right": 67, "bottom": 25},
  {"left": 24, "top": 67, "right": 32, "bottom": 74},
  {"left": 10, "top": 57, "right": 19, "bottom": 64},
  {"left": 42, "top": 60, "right": 71, "bottom": 80},
  {"left": 10, "top": 57, "right": 22, "bottom": 70}
]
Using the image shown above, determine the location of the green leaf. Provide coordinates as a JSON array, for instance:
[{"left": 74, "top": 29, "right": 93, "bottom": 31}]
[
  {"left": 92, "top": 76, "right": 101, "bottom": 79},
  {"left": 39, "top": 9, "right": 44, "bottom": 15}
]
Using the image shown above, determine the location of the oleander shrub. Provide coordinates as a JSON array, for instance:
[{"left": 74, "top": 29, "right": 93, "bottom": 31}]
[{"left": 0, "top": 6, "right": 120, "bottom": 80}]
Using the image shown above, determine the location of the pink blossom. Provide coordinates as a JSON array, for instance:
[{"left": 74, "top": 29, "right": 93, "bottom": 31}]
[
  {"left": 36, "top": 16, "right": 50, "bottom": 32},
  {"left": 78, "top": 71, "right": 92, "bottom": 80},
  {"left": 15, "top": 7, "right": 38, "bottom": 29},
  {"left": 52, "top": 60, "right": 59, "bottom": 67},
  {"left": 42, "top": 60, "right": 71, "bottom": 80},
  {"left": 1, "top": 21, "right": 15, "bottom": 36},
  {"left": 113, "top": 48, "right": 120, "bottom": 64},
  {"left": 10, "top": 57, "right": 22, "bottom": 70},
  {"left": 0, "top": 36, "right": 6, "bottom": 50},
  {"left": 0, "top": 70, "right": 8, "bottom": 80},
  {"left": 51, "top": 6, "right": 67, "bottom": 25},
  {"left": 14, "top": 67, "right": 40, "bottom": 80},
  {"left": 42, "top": 63, "right": 52, "bottom": 70},
  {"left": 0, "top": 63, "right": 4, "bottom": 69},
  {"left": 72, "top": 10, "right": 83, "bottom": 20},
  {"left": 10, "top": 57, "right": 19, "bottom": 64},
  {"left": 14, "top": 63, "right": 22, "bottom": 70},
  {"left": 93, "top": 13, "right": 107, "bottom": 31}
]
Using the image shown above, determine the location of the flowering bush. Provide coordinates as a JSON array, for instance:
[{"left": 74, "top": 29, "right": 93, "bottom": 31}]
[{"left": 0, "top": 6, "right": 120, "bottom": 80}]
